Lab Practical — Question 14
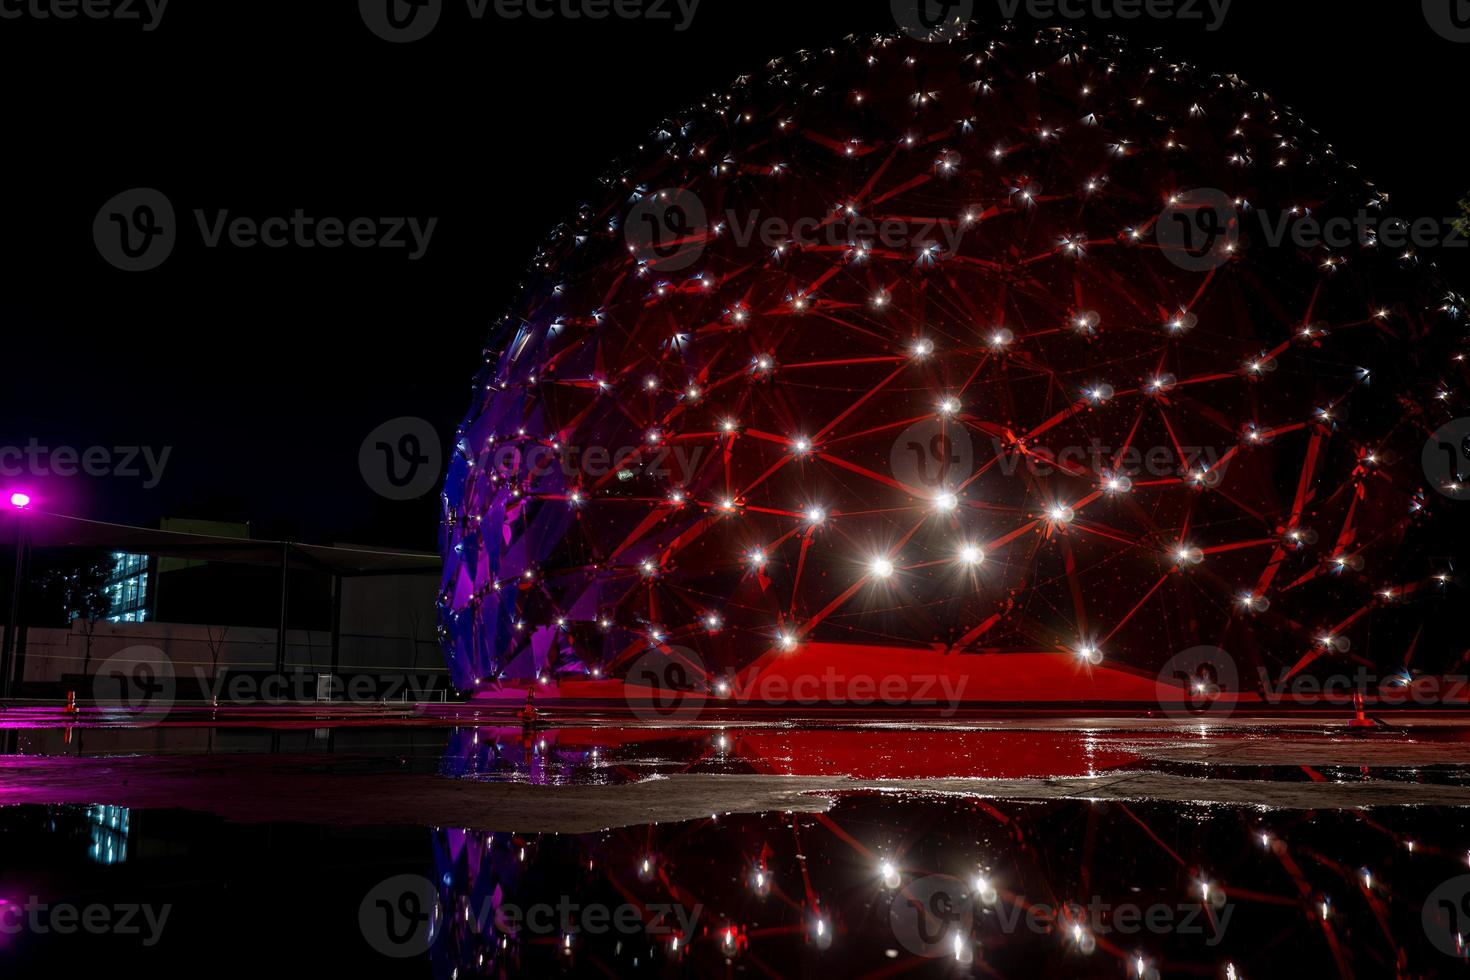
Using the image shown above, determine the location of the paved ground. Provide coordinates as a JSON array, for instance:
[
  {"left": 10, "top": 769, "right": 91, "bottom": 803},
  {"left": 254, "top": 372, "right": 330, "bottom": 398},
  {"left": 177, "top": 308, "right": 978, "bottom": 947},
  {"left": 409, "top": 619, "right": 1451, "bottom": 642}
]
[{"left": 4, "top": 719, "right": 1470, "bottom": 831}]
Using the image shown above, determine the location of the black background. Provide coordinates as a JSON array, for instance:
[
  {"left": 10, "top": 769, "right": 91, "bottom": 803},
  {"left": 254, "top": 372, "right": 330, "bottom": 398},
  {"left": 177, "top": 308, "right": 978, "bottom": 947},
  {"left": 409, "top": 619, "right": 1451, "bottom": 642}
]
[{"left": 2, "top": 0, "right": 1467, "bottom": 550}]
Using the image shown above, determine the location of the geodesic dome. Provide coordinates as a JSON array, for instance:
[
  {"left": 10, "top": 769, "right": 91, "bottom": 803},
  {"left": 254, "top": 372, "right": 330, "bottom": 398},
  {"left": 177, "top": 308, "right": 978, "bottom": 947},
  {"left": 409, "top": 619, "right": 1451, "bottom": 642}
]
[{"left": 438, "top": 24, "right": 1467, "bottom": 700}]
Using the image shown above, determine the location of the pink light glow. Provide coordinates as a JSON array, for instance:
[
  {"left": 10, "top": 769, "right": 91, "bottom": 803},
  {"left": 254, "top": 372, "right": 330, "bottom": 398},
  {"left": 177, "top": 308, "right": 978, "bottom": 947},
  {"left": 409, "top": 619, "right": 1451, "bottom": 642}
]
[{"left": 7, "top": 492, "right": 31, "bottom": 509}]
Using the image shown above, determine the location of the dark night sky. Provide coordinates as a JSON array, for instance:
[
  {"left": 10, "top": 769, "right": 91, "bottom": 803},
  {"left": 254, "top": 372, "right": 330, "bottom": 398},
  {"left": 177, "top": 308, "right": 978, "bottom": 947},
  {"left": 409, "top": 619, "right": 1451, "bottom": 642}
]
[{"left": 1, "top": 0, "right": 1467, "bottom": 551}]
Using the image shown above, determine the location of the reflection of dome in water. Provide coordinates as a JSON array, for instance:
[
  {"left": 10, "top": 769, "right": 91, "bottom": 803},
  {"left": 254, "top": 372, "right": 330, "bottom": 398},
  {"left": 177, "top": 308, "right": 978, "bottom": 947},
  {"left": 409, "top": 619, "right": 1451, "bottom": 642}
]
[{"left": 438, "top": 25, "right": 1467, "bottom": 697}]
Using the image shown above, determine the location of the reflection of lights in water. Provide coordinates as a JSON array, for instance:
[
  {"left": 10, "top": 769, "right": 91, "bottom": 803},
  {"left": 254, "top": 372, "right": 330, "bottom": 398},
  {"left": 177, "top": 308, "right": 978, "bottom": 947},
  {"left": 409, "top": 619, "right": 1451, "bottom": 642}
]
[
  {"left": 425, "top": 727, "right": 1470, "bottom": 974},
  {"left": 89, "top": 805, "right": 130, "bottom": 865}
]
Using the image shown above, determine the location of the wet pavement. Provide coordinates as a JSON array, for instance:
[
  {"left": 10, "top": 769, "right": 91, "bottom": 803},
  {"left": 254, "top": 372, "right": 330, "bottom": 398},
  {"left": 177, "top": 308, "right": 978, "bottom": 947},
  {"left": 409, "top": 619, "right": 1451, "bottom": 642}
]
[{"left": 3, "top": 712, "right": 1470, "bottom": 976}]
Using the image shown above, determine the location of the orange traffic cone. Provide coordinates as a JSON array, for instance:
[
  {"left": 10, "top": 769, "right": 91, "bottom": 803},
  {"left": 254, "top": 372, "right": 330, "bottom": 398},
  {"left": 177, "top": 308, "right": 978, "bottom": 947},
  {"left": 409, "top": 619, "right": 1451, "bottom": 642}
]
[{"left": 1349, "top": 691, "right": 1377, "bottom": 729}]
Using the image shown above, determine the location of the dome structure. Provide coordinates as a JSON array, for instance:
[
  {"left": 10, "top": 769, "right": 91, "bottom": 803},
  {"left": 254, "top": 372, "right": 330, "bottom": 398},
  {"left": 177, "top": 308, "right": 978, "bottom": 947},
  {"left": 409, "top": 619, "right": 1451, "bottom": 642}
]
[{"left": 438, "top": 25, "right": 1467, "bottom": 704}]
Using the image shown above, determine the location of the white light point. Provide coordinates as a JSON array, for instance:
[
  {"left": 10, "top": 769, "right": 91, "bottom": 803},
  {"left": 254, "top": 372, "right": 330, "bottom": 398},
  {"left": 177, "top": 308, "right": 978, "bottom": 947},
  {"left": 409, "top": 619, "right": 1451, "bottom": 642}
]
[
  {"left": 958, "top": 544, "right": 984, "bottom": 566},
  {"left": 910, "top": 337, "right": 933, "bottom": 357},
  {"left": 869, "top": 557, "right": 896, "bottom": 580},
  {"left": 1237, "top": 592, "right": 1268, "bottom": 613},
  {"left": 1174, "top": 545, "right": 1204, "bottom": 567},
  {"left": 932, "top": 492, "right": 959, "bottom": 513},
  {"left": 1075, "top": 643, "right": 1104, "bottom": 666}
]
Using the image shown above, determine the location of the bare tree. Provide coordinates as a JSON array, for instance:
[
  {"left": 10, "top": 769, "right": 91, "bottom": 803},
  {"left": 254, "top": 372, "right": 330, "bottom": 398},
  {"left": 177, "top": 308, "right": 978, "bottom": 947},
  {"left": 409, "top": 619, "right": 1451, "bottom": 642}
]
[
  {"left": 203, "top": 623, "right": 230, "bottom": 707},
  {"left": 42, "top": 555, "right": 116, "bottom": 677}
]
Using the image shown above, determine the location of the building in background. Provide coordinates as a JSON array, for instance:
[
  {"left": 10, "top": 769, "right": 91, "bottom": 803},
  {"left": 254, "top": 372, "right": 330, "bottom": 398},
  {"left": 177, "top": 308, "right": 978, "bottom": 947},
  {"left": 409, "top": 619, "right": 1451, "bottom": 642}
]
[
  {"left": 11, "top": 512, "right": 445, "bottom": 700},
  {"left": 103, "top": 520, "right": 254, "bottom": 624},
  {"left": 104, "top": 552, "right": 152, "bottom": 623}
]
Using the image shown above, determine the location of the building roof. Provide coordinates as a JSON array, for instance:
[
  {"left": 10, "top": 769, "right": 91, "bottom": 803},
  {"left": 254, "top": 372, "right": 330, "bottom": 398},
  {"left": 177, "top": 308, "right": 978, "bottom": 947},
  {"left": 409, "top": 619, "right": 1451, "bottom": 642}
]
[{"left": 5, "top": 511, "right": 441, "bottom": 577}]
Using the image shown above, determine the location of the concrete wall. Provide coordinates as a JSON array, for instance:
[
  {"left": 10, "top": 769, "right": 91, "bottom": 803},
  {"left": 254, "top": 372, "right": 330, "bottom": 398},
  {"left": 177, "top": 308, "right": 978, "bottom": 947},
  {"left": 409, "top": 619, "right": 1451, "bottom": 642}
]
[
  {"left": 13, "top": 617, "right": 444, "bottom": 689},
  {"left": 18, "top": 620, "right": 324, "bottom": 685},
  {"left": 338, "top": 572, "right": 442, "bottom": 672},
  {"left": 5, "top": 570, "right": 446, "bottom": 698}
]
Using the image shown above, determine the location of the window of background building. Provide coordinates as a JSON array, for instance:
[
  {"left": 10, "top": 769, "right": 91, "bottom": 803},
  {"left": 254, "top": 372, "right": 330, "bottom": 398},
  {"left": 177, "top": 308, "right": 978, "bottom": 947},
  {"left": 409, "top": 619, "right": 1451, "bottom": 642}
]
[{"left": 105, "top": 551, "right": 150, "bottom": 623}]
